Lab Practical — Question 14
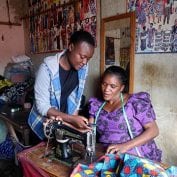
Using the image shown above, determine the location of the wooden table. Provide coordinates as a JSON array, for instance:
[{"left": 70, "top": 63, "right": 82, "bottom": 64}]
[
  {"left": 17, "top": 142, "right": 105, "bottom": 177},
  {"left": 0, "top": 104, "right": 31, "bottom": 145}
]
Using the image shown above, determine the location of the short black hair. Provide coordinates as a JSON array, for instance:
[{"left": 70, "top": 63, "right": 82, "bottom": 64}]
[
  {"left": 69, "top": 30, "right": 95, "bottom": 47},
  {"left": 102, "top": 65, "right": 129, "bottom": 93}
]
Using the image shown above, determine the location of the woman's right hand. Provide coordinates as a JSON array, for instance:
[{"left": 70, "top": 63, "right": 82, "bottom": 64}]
[{"left": 106, "top": 143, "right": 130, "bottom": 154}]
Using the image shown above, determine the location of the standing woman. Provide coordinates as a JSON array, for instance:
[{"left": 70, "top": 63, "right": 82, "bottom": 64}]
[
  {"left": 89, "top": 66, "right": 162, "bottom": 162},
  {"left": 28, "top": 30, "right": 95, "bottom": 140}
]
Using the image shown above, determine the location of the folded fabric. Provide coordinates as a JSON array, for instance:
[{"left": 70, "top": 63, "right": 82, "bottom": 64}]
[
  {"left": 70, "top": 153, "right": 177, "bottom": 177},
  {"left": 121, "top": 154, "right": 168, "bottom": 177},
  {"left": 165, "top": 166, "right": 177, "bottom": 176},
  {"left": 70, "top": 154, "right": 123, "bottom": 177}
]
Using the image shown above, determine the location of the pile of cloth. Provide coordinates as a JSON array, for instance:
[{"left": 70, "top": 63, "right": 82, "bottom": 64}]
[{"left": 0, "top": 75, "right": 34, "bottom": 105}]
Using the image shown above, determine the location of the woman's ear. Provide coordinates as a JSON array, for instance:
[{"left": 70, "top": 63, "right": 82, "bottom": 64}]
[
  {"left": 68, "top": 43, "right": 74, "bottom": 52},
  {"left": 120, "top": 85, "right": 125, "bottom": 92}
]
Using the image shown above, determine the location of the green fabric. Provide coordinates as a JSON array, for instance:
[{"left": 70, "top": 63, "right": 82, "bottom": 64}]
[{"left": 0, "top": 120, "right": 8, "bottom": 143}]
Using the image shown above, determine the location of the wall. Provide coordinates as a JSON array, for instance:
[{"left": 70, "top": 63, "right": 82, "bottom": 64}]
[
  {"left": 0, "top": 0, "right": 26, "bottom": 76},
  {"left": 134, "top": 54, "right": 177, "bottom": 165},
  {"left": 0, "top": 26, "right": 25, "bottom": 75},
  {"left": 101, "top": 0, "right": 177, "bottom": 165},
  {"left": 25, "top": 1, "right": 101, "bottom": 100}
]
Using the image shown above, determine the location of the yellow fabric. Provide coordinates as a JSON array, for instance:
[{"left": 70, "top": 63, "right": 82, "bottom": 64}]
[{"left": 0, "top": 79, "right": 13, "bottom": 89}]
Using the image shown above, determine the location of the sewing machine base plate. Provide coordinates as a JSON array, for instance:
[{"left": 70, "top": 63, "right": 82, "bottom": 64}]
[{"left": 46, "top": 150, "right": 84, "bottom": 167}]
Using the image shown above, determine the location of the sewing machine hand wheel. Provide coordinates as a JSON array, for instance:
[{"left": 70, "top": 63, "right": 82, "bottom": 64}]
[{"left": 43, "top": 119, "right": 62, "bottom": 139}]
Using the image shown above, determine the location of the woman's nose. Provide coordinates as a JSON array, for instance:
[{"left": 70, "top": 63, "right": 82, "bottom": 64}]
[
  {"left": 82, "top": 58, "right": 87, "bottom": 65},
  {"left": 104, "top": 85, "right": 111, "bottom": 91}
]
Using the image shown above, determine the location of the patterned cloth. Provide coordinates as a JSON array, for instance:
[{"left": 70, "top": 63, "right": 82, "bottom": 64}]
[
  {"left": 71, "top": 154, "right": 123, "bottom": 177},
  {"left": 71, "top": 153, "right": 177, "bottom": 177},
  {"left": 89, "top": 92, "right": 162, "bottom": 162},
  {"left": 0, "top": 135, "right": 14, "bottom": 160},
  {"left": 2, "top": 78, "right": 34, "bottom": 104},
  {"left": 121, "top": 154, "right": 167, "bottom": 177},
  {"left": 0, "top": 135, "right": 25, "bottom": 160}
]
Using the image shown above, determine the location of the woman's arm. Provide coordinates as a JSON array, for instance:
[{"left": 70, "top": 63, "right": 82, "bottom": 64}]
[
  {"left": 35, "top": 63, "right": 52, "bottom": 116},
  {"left": 35, "top": 64, "right": 89, "bottom": 130},
  {"left": 47, "top": 107, "right": 90, "bottom": 129},
  {"left": 107, "top": 120, "right": 159, "bottom": 154}
]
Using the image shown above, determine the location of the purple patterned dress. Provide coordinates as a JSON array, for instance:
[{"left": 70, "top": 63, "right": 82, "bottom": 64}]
[{"left": 89, "top": 92, "right": 162, "bottom": 162}]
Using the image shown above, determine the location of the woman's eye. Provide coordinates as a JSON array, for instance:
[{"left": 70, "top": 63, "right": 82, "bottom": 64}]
[
  {"left": 102, "top": 83, "right": 118, "bottom": 89},
  {"left": 80, "top": 55, "right": 85, "bottom": 59},
  {"left": 110, "top": 85, "right": 118, "bottom": 89}
]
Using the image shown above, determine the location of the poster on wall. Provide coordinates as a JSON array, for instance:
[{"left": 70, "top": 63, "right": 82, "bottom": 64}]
[
  {"left": 28, "top": 0, "right": 97, "bottom": 54},
  {"left": 105, "top": 37, "right": 115, "bottom": 65},
  {"left": 127, "top": 0, "right": 177, "bottom": 53}
]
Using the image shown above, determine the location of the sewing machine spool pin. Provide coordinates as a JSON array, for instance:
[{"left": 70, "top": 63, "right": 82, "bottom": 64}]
[{"left": 85, "top": 123, "right": 97, "bottom": 163}]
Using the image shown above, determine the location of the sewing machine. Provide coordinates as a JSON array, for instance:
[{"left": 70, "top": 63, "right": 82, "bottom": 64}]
[{"left": 43, "top": 120, "right": 96, "bottom": 166}]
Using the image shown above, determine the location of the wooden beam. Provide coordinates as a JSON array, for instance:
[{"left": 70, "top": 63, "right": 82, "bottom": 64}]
[{"left": 0, "top": 21, "right": 21, "bottom": 26}]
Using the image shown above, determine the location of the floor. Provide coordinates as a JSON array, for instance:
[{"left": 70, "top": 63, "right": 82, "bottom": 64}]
[
  {"left": 0, "top": 159, "right": 23, "bottom": 177},
  {"left": 0, "top": 130, "right": 40, "bottom": 177}
]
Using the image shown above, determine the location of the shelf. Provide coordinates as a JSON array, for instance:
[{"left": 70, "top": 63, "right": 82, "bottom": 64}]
[{"left": 0, "top": 21, "right": 21, "bottom": 26}]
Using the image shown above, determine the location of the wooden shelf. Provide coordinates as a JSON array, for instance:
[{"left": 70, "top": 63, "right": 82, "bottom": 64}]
[{"left": 0, "top": 21, "right": 21, "bottom": 26}]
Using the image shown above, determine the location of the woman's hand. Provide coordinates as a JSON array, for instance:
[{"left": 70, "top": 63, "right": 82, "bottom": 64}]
[
  {"left": 106, "top": 121, "right": 159, "bottom": 155},
  {"left": 50, "top": 115, "right": 62, "bottom": 121},
  {"left": 43, "top": 115, "right": 62, "bottom": 126},
  {"left": 106, "top": 143, "right": 130, "bottom": 154},
  {"left": 70, "top": 115, "right": 90, "bottom": 130}
]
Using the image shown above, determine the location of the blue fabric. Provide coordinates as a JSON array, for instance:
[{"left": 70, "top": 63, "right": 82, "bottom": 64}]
[
  {"left": 121, "top": 154, "right": 167, "bottom": 177},
  {"left": 0, "top": 135, "right": 14, "bottom": 160},
  {"left": 28, "top": 54, "right": 88, "bottom": 140},
  {"left": 71, "top": 154, "right": 124, "bottom": 177},
  {"left": 71, "top": 153, "right": 177, "bottom": 177},
  {"left": 0, "top": 135, "right": 25, "bottom": 160},
  {"left": 0, "top": 120, "right": 8, "bottom": 144}
]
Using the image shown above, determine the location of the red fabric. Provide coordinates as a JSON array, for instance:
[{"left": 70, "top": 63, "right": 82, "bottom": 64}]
[{"left": 17, "top": 142, "right": 50, "bottom": 177}]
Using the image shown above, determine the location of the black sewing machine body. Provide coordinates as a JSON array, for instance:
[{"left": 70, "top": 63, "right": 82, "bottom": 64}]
[{"left": 43, "top": 120, "right": 96, "bottom": 166}]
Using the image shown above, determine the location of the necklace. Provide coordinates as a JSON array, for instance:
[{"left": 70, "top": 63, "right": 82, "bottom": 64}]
[
  {"left": 94, "top": 101, "right": 106, "bottom": 124},
  {"left": 94, "top": 95, "right": 122, "bottom": 124}
]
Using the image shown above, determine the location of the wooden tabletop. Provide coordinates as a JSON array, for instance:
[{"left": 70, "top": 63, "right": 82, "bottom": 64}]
[
  {"left": 0, "top": 104, "right": 30, "bottom": 129},
  {"left": 18, "top": 142, "right": 106, "bottom": 177}
]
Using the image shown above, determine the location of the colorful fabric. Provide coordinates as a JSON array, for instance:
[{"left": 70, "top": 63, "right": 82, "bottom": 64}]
[
  {"left": 2, "top": 78, "right": 34, "bottom": 104},
  {"left": 0, "top": 77, "right": 13, "bottom": 91},
  {"left": 71, "top": 153, "right": 177, "bottom": 177},
  {"left": 28, "top": 51, "right": 88, "bottom": 140},
  {"left": 89, "top": 92, "right": 162, "bottom": 162},
  {"left": 121, "top": 154, "right": 167, "bottom": 177},
  {"left": 71, "top": 154, "right": 123, "bottom": 177}
]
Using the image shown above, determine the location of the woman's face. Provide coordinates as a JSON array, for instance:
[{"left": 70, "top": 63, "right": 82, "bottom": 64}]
[
  {"left": 68, "top": 41, "right": 94, "bottom": 70},
  {"left": 101, "top": 74, "right": 124, "bottom": 101}
]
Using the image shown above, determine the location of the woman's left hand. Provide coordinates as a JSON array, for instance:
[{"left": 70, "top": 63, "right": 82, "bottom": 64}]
[{"left": 106, "top": 143, "right": 129, "bottom": 154}]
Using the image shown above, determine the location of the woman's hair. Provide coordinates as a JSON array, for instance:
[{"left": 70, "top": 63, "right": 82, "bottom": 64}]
[
  {"left": 69, "top": 30, "right": 95, "bottom": 47},
  {"left": 102, "top": 65, "right": 129, "bottom": 93}
]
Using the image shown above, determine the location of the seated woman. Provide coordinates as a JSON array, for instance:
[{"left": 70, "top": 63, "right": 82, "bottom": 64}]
[{"left": 88, "top": 65, "right": 162, "bottom": 162}]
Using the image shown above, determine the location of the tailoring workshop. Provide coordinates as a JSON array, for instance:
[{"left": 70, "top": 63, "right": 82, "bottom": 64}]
[{"left": 0, "top": 0, "right": 177, "bottom": 176}]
